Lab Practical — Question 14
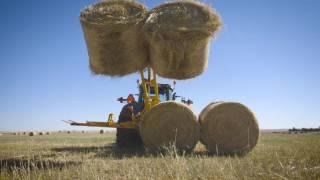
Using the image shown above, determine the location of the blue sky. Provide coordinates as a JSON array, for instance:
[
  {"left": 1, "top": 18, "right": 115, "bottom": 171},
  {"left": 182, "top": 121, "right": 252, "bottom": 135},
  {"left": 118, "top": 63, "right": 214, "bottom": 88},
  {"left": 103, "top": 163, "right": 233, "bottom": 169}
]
[{"left": 0, "top": 0, "right": 319, "bottom": 131}]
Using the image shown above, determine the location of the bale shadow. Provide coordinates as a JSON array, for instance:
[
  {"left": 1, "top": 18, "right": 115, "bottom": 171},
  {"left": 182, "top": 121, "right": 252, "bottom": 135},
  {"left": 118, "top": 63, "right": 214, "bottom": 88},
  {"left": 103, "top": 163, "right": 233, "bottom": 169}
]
[
  {"left": 52, "top": 146, "right": 103, "bottom": 154},
  {"left": 0, "top": 158, "right": 80, "bottom": 171},
  {"left": 96, "top": 146, "right": 146, "bottom": 159}
]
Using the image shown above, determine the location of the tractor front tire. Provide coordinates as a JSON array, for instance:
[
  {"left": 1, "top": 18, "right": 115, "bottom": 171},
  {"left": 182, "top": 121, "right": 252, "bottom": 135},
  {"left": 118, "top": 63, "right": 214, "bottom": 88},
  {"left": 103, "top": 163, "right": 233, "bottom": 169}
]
[{"left": 116, "top": 104, "right": 143, "bottom": 148}]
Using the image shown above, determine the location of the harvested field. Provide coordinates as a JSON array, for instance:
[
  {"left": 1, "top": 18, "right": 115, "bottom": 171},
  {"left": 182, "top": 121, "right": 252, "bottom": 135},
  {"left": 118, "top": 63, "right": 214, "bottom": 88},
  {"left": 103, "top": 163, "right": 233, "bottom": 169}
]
[{"left": 0, "top": 132, "right": 319, "bottom": 179}]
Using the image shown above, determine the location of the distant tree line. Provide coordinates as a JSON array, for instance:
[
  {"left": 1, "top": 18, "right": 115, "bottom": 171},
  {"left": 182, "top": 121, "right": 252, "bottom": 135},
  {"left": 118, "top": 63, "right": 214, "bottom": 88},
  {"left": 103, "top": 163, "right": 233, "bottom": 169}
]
[{"left": 288, "top": 127, "right": 320, "bottom": 133}]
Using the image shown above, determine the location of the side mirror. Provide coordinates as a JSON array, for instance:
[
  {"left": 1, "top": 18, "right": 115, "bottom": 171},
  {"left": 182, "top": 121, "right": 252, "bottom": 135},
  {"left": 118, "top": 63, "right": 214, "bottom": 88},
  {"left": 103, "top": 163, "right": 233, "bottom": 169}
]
[
  {"left": 187, "top": 99, "right": 193, "bottom": 105},
  {"left": 172, "top": 92, "right": 181, "bottom": 100},
  {"left": 117, "top": 97, "right": 126, "bottom": 103}
]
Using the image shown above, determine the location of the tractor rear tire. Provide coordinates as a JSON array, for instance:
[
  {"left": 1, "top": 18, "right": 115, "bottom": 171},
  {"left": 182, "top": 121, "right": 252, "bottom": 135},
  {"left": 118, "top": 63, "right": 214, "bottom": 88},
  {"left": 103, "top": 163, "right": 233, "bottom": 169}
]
[
  {"left": 139, "top": 101, "right": 199, "bottom": 152},
  {"left": 116, "top": 104, "right": 143, "bottom": 148}
]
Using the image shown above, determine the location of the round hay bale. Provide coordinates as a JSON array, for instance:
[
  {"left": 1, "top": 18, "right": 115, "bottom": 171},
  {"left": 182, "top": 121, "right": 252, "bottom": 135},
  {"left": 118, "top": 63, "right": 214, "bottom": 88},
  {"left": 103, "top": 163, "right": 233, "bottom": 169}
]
[
  {"left": 139, "top": 101, "right": 199, "bottom": 151},
  {"left": 67, "top": 131, "right": 71, "bottom": 134},
  {"left": 143, "top": 1, "right": 221, "bottom": 79},
  {"left": 199, "top": 102, "right": 259, "bottom": 155},
  {"left": 46, "top": 132, "right": 51, "bottom": 135},
  {"left": 82, "top": 130, "right": 85, "bottom": 133},
  {"left": 23, "top": 132, "right": 26, "bottom": 135},
  {"left": 100, "top": 129, "right": 104, "bottom": 134},
  {"left": 39, "top": 132, "right": 44, "bottom": 135},
  {"left": 80, "top": 0, "right": 148, "bottom": 76},
  {"left": 28, "top": 132, "right": 36, "bottom": 136}
]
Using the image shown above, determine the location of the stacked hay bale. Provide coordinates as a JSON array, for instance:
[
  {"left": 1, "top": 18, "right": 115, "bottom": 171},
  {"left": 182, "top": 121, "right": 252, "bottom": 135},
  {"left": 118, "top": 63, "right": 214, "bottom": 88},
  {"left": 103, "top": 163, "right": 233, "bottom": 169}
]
[
  {"left": 139, "top": 102, "right": 200, "bottom": 151},
  {"left": 80, "top": 0, "right": 148, "bottom": 76},
  {"left": 199, "top": 102, "right": 259, "bottom": 155},
  {"left": 143, "top": 1, "right": 221, "bottom": 79}
]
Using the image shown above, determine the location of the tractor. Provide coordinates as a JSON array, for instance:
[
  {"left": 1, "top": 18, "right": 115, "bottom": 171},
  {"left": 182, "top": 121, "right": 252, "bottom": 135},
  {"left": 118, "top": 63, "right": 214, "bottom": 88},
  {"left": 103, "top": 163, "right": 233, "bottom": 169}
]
[{"left": 65, "top": 68, "right": 193, "bottom": 148}]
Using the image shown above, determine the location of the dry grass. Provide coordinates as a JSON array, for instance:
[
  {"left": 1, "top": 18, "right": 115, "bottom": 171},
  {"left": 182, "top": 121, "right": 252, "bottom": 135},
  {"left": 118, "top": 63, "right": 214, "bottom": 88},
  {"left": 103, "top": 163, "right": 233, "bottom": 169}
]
[{"left": 0, "top": 132, "right": 319, "bottom": 179}]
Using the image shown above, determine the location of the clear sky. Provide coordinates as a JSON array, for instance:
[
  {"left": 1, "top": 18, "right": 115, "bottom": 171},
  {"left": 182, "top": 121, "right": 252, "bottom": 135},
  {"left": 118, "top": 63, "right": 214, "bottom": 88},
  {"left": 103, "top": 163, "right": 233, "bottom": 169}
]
[{"left": 1, "top": 0, "right": 319, "bottom": 131}]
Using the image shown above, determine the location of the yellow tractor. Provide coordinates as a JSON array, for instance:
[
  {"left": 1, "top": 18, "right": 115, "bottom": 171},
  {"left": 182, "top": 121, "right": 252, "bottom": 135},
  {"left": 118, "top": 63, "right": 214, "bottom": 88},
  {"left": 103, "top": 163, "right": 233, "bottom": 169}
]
[{"left": 65, "top": 68, "right": 193, "bottom": 148}]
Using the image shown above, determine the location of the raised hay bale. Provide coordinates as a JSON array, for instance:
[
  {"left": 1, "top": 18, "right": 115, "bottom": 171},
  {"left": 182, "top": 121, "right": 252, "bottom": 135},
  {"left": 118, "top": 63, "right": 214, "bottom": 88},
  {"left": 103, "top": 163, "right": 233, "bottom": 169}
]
[
  {"left": 143, "top": 1, "right": 221, "bottom": 79},
  {"left": 28, "top": 132, "right": 36, "bottom": 136},
  {"left": 199, "top": 102, "right": 259, "bottom": 155},
  {"left": 139, "top": 101, "right": 199, "bottom": 151},
  {"left": 80, "top": 0, "right": 148, "bottom": 76}
]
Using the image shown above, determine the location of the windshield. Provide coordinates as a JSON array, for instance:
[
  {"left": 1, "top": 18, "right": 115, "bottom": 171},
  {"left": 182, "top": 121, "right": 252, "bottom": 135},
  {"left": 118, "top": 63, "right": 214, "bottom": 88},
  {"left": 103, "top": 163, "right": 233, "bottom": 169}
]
[{"left": 139, "top": 84, "right": 173, "bottom": 102}]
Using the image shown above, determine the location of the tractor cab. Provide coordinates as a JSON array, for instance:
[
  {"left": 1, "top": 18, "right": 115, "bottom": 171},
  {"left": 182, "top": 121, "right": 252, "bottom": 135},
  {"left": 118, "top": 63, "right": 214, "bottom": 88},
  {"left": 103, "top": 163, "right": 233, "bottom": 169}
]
[{"left": 138, "top": 83, "right": 174, "bottom": 103}]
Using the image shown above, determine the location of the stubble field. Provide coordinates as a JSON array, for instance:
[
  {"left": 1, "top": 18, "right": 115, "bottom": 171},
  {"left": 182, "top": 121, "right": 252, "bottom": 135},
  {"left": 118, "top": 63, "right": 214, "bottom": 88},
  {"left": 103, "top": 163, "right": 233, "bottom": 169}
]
[{"left": 0, "top": 131, "right": 319, "bottom": 179}]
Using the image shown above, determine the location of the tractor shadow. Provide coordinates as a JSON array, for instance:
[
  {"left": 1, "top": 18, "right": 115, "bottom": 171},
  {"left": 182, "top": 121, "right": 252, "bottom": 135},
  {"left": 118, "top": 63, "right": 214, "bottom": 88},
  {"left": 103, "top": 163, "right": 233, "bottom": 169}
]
[
  {"left": 0, "top": 158, "right": 80, "bottom": 171},
  {"left": 51, "top": 144, "right": 247, "bottom": 159},
  {"left": 51, "top": 144, "right": 146, "bottom": 159}
]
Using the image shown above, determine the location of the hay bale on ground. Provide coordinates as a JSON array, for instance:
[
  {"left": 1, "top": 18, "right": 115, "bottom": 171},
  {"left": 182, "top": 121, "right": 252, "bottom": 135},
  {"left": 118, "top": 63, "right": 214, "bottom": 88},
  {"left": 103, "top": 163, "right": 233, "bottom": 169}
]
[
  {"left": 67, "top": 131, "right": 71, "bottom": 134},
  {"left": 28, "top": 132, "right": 36, "bottom": 136},
  {"left": 139, "top": 101, "right": 199, "bottom": 151},
  {"left": 199, "top": 102, "right": 259, "bottom": 155},
  {"left": 100, "top": 129, "right": 104, "bottom": 134},
  {"left": 143, "top": 1, "right": 221, "bottom": 79},
  {"left": 82, "top": 130, "right": 85, "bottom": 133},
  {"left": 46, "top": 132, "right": 51, "bottom": 135},
  {"left": 39, "top": 132, "right": 44, "bottom": 135},
  {"left": 80, "top": 0, "right": 148, "bottom": 76}
]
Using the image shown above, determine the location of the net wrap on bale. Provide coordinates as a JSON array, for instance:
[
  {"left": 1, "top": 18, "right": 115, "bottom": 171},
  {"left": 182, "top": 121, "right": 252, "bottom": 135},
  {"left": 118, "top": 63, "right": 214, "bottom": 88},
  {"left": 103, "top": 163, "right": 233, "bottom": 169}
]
[
  {"left": 139, "top": 101, "right": 200, "bottom": 151},
  {"left": 80, "top": 0, "right": 148, "bottom": 76},
  {"left": 143, "top": 1, "right": 221, "bottom": 79},
  {"left": 199, "top": 102, "right": 259, "bottom": 155}
]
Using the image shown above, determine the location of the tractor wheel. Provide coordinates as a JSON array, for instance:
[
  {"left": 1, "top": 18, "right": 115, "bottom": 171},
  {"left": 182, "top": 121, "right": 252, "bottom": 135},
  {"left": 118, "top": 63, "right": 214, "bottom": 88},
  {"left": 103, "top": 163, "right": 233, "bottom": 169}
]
[
  {"left": 139, "top": 101, "right": 200, "bottom": 152},
  {"left": 199, "top": 102, "right": 259, "bottom": 155},
  {"left": 116, "top": 103, "right": 143, "bottom": 148}
]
